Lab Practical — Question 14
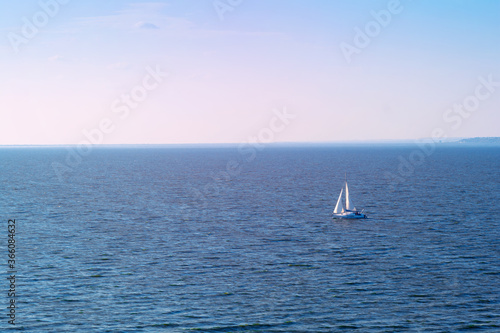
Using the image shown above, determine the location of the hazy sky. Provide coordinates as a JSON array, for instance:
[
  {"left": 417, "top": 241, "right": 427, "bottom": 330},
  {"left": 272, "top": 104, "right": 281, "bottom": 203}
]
[{"left": 1, "top": 0, "right": 499, "bottom": 145}]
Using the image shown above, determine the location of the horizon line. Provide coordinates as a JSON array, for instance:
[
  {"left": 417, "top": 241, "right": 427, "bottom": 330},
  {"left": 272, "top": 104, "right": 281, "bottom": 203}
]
[{"left": 0, "top": 137, "right": 499, "bottom": 148}]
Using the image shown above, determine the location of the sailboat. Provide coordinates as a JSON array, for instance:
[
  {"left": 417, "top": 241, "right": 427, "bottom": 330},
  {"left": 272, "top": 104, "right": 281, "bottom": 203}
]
[{"left": 332, "top": 179, "right": 367, "bottom": 219}]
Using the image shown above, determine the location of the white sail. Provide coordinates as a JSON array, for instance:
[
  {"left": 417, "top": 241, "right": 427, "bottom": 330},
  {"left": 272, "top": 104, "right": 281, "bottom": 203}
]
[
  {"left": 333, "top": 188, "right": 344, "bottom": 214},
  {"left": 345, "top": 182, "right": 356, "bottom": 211}
]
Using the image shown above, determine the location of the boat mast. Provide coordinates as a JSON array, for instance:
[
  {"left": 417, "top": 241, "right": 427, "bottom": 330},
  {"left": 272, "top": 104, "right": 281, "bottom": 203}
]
[
  {"left": 344, "top": 172, "right": 347, "bottom": 209},
  {"left": 345, "top": 172, "right": 355, "bottom": 211}
]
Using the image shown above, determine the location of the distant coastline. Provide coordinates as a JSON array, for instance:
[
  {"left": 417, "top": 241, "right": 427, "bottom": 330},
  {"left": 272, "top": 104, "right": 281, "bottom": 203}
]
[{"left": 454, "top": 137, "right": 500, "bottom": 145}]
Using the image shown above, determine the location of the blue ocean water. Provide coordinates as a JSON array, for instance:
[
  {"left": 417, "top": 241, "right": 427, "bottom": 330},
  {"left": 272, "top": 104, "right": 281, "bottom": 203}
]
[{"left": 1, "top": 145, "right": 499, "bottom": 332}]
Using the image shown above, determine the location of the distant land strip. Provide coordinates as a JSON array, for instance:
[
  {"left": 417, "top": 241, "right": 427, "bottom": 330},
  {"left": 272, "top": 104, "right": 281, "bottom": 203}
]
[{"left": 456, "top": 137, "right": 500, "bottom": 145}]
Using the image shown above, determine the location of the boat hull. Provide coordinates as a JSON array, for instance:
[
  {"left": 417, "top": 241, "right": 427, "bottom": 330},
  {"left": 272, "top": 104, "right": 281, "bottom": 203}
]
[{"left": 332, "top": 212, "right": 367, "bottom": 219}]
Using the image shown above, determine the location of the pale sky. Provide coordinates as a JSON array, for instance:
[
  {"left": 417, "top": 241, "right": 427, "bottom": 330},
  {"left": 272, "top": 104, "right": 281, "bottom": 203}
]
[{"left": 1, "top": 0, "right": 499, "bottom": 145}]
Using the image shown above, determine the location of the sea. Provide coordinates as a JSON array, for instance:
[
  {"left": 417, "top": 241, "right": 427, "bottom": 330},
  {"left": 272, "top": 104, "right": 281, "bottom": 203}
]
[{"left": 0, "top": 145, "right": 499, "bottom": 332}]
